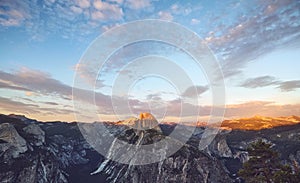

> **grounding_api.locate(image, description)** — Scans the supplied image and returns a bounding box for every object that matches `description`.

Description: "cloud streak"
[240,76,279,88]
[182,85,208,98]
[240,75,300,92]
[0,68,72,99]
[277,80,300,92]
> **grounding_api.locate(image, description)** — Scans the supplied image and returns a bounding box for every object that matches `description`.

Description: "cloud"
[1,68,299,121]
[240,76,279,88]
[0,68,154,118]
[0,0,30,26]
[74,0,300,83]
[191,18,200,25]
[146,93,162,101]
[92,0,124,20]
[0,80,32,92]
[43,102,59,106]
[125,0,151,10]
[107,0,124,4]
[0,0,125,40]
[169,3,193,16]
[101,23,120,32]
[0,68,110,119]
[205,0,300,78]
[239,76,300,92]
[277,80,300,92]
[91,11,106,20]
[0,96,78,121]
[0,97,39,114]
[70,6,83,14]
[158,11,173,21]
[25,91,39,97]
[0,68,72,99]
[0,67,107,107]
[75,0,91,9]
[182,85,208,98]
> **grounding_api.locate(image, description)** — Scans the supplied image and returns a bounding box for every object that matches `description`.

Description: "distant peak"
[118,113,161,132]
[139,112,155,120]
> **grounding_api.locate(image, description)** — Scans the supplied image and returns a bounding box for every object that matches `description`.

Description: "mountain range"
[0,113,300,183]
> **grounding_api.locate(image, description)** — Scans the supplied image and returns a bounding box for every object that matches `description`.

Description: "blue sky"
[0,0,299,122]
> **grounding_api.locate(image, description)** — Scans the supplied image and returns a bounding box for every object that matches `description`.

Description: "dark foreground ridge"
[0,114,300,183]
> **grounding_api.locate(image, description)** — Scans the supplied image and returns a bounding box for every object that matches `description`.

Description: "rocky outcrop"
[216,138,233,158]
[0,115,95,183]
[0,122,69,183]
[203,131,233,158]
[0,123,27,158]
[23,124,45,146]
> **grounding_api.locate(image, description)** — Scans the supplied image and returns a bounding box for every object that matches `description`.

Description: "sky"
[0,0,300,122]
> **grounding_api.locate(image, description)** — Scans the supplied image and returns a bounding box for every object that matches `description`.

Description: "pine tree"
[238,139,300,183]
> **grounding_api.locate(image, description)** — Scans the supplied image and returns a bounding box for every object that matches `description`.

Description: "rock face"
[206,132,233,158]
[0,122,69,183]
[0,115,96,183]
[23,124,45,146]
[139,112,156,120]
[119,113,162,132]
[91,126,231,183]
[0,123,27,158]
[89,114,231,182]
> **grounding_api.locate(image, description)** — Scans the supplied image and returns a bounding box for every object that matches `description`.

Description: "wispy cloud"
[146,93,162,101]
[182,85,208,98]
[239,75,300,92]
[0,96,39,114]
[277,80,300,92]
[0,68,72,99]
[0,68,157,118]
[0,96,78,121]
[43,101,60,106]
[0,80,32,92]
[240,76,279,88]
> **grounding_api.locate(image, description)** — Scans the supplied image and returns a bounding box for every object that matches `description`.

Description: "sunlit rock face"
[120,113,162,132]
[139,112,156,120]
[221,115,300,130]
